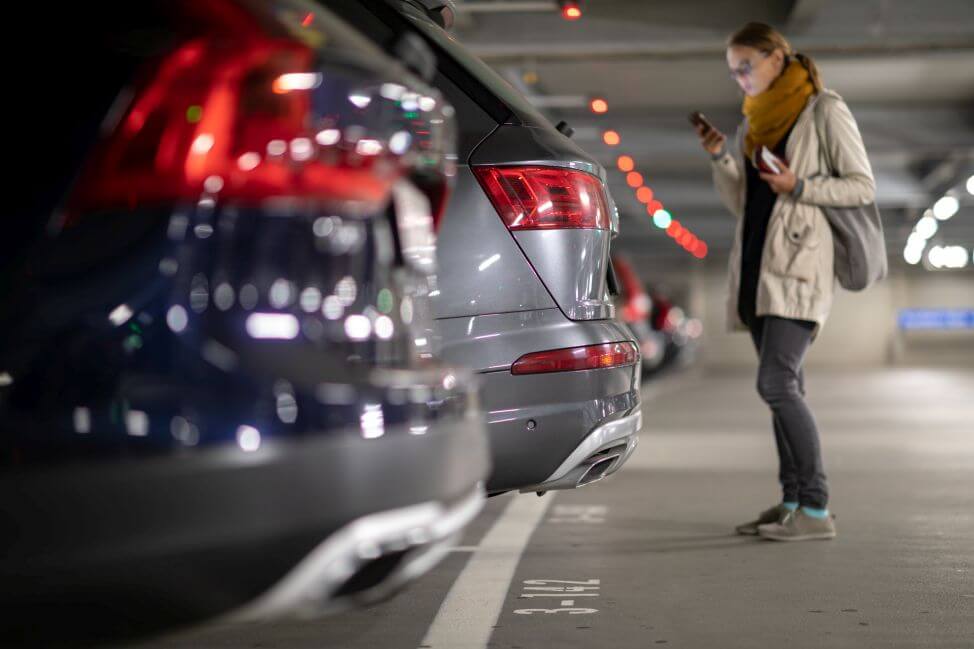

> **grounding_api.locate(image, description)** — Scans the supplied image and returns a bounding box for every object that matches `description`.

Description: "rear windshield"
[398,8,555,129]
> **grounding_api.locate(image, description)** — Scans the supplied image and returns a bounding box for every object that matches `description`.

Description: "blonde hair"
[728,22,823,92]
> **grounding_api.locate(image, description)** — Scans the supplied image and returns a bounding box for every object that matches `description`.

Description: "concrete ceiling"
[452,0,974,266]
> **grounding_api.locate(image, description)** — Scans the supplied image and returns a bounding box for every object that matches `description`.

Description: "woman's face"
[726,45,785,97]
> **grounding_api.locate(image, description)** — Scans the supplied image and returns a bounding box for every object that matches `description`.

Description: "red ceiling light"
[589,97,609,114]
[602,130,620,146]
[646,199,663,215]
[635,186,654,204]
[616,155,634,172]
[559,1,583,21]
[625,171,643,188]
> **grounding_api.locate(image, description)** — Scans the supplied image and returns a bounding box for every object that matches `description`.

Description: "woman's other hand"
[759,159,798,194]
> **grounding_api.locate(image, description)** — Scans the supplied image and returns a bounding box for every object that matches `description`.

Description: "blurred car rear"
[0,1,488,645]
[645,288,702,376]
[611,255,666,372]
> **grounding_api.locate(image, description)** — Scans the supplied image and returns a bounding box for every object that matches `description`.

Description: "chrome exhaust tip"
[576,452,621,487]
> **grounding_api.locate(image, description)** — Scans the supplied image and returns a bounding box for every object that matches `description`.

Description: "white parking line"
[418,494,554,649]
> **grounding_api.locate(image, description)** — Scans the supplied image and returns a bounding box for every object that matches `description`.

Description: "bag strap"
[814,94,835,176]
[736,118,748,164]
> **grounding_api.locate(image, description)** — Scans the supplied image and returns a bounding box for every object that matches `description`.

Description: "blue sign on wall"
[898,309,974,331]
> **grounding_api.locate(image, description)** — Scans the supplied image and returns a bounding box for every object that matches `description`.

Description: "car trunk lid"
[470,124,617,321]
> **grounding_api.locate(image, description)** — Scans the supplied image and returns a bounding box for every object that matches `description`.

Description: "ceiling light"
[933,196,959,220]
[559,1,582,21]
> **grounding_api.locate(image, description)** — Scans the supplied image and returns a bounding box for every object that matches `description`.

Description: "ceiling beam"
[455,1,556,13]
[467,37,974,63]
[785,0,829,34]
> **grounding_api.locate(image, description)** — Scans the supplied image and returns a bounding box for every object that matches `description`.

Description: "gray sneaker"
[735,504,790,536]
[758,509,837,542]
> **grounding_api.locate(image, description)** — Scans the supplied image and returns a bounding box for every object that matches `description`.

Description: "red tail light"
[67,1,397,217]
[511,342,638,375]
[652,301,683,333]
[622,295,651,324]
[652,304,669,332]
[612,257,651,322]
[472,166,610,231]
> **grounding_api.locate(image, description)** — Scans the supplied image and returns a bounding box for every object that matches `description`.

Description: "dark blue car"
[0,0,489,644]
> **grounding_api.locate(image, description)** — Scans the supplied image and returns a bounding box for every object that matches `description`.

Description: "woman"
[696,23,875,541]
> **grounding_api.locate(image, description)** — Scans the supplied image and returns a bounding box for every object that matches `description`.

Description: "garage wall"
[624,254,974,369]
[696,268,899,368]
[889,272,974,367]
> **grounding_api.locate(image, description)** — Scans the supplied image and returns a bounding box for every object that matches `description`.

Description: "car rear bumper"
[479,362,640,491]
[436,308,641,493]
[0,416,488,643]
[228,483,484,621]
[518,410,641,493]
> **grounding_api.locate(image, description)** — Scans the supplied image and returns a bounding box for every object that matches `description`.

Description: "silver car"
[325,0,642,495]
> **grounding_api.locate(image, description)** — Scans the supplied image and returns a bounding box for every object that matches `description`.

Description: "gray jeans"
[748,316,829,509]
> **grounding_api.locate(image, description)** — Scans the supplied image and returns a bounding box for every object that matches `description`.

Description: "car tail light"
[623,294,651,324]
[66,1,398,219]
[653,301,684,333]
[472,166,610,231]
[612,257,651,323]
[511,342,638,375]
[664,306,686,332]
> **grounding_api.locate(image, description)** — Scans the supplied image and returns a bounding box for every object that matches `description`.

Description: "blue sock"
[801,506,829,519]
[782,501,798,512]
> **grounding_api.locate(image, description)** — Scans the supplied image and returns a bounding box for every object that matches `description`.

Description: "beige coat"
[711,89,876,337]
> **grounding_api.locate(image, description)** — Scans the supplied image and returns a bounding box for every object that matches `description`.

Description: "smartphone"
[688,111,715,135]
[757,145,785,175]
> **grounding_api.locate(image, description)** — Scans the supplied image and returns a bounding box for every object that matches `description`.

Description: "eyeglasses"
[728,52,770,81]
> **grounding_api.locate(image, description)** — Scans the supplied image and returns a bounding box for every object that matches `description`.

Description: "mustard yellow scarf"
[743,60,815,161]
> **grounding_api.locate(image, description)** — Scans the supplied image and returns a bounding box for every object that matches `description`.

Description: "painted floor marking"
[419,494,553,649]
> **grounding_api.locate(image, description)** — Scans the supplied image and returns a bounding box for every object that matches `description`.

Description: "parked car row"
[645,286,702,376]
[1,0,642,644]
[611,255,702,377]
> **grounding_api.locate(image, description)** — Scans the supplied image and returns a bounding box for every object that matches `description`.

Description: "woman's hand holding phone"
[690,111,726,156]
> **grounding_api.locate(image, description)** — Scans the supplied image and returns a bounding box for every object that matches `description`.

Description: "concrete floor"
[137,366,974,649]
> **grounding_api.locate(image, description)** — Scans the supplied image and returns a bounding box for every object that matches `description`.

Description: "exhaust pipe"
[520,444,627,493]
[576,453,620,487]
